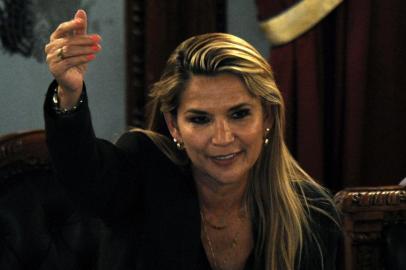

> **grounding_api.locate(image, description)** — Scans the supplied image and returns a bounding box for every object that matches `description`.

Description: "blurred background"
[1,0,405,190]
[0,0,267,140]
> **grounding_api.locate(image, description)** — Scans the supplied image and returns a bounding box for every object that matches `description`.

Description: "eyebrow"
[185,103,252,114]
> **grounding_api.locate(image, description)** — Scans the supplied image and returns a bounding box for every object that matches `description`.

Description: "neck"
[193,169,248,215]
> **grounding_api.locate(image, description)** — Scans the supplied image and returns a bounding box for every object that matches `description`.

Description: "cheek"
[243,125,265,155]
[249,134,264,155]
[244,119,265,140]
[184,139,206,154]
[183,141,209,169]
[179,128,208,153]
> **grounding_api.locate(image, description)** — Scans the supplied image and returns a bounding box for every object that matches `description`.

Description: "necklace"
[201,211,221,269]
[202,213,228,230]
[201,205,248,230]
[200,210,244,270]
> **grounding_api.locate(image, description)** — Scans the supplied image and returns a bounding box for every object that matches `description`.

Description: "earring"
[264,128,271,145]
[173,138,184,150]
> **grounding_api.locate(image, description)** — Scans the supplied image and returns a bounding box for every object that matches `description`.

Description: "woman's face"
[165,73,271,186]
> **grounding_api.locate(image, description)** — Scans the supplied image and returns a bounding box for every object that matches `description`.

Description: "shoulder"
[296,181,336,210]
[296,181,342,269]
[295,180,341,232]
[115,130,153,152]
[114,129,187,167]
[113,130,164,164]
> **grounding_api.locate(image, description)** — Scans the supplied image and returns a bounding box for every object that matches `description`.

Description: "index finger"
[50,19,85,41]
[74,9,87,35]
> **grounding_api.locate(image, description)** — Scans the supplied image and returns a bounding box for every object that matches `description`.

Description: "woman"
[44,10,340,270]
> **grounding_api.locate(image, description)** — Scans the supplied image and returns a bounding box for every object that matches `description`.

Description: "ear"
[164,112,181,140]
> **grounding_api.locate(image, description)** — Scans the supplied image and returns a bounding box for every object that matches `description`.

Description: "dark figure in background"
[43,10,340,270]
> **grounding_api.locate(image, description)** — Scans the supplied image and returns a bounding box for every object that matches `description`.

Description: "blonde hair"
[137,33,338,270]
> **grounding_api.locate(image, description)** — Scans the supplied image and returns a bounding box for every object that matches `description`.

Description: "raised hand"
[45,10,102,107]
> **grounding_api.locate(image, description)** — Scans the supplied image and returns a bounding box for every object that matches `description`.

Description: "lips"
[208,151,242,165]
[212,153,238,160]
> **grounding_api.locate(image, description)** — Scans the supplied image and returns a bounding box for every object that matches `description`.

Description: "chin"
[191,156,252,186]
[204,169,249,186]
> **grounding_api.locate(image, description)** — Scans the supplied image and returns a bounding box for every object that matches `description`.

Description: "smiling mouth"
[210,151,242,161]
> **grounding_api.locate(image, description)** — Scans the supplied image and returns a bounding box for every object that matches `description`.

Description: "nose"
[211,119,235,146]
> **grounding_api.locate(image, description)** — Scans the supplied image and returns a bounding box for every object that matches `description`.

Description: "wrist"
[57,85,82,106]
[52,86,85,115]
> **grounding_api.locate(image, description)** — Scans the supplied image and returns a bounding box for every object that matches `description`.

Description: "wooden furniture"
[0,130,104,270]
[334,185,406,270]
[0,129,49,179]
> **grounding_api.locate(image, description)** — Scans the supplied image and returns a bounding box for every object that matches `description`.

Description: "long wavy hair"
[137,33,337,270]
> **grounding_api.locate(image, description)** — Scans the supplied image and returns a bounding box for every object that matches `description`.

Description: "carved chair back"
[0,130,105,270]
[0,129,49,179]
[334,185,406,270]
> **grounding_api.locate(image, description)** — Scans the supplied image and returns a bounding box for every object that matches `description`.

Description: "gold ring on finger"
[57,47,65,60]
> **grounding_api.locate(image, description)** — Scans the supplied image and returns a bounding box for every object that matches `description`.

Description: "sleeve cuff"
[44,80,88,118]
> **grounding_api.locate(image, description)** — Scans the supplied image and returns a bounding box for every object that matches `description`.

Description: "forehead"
[178,74,260,112]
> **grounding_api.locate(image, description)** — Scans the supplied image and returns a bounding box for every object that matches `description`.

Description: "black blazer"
[44,81,340,270]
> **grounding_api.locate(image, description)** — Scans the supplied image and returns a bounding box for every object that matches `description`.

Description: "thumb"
[74,9,87,35]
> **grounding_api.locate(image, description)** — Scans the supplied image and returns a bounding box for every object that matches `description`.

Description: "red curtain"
[255,0,406,191]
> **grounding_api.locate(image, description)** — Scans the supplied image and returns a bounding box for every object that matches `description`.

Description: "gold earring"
[173,138,184,150]
[264,128,271,145]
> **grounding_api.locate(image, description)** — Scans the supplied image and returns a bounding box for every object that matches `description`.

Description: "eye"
[231,108,251,120]
[187,115,210,124]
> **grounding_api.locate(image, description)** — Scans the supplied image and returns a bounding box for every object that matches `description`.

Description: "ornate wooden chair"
[0,130,103,270]
[0,129,142,270]
[0,129,49,179]
[334,185,406,270]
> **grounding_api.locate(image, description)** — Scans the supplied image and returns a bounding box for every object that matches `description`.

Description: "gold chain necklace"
[200,204,248,230]
[201,210,228,230]
[200,210,244,270]
[201,211,221,270]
